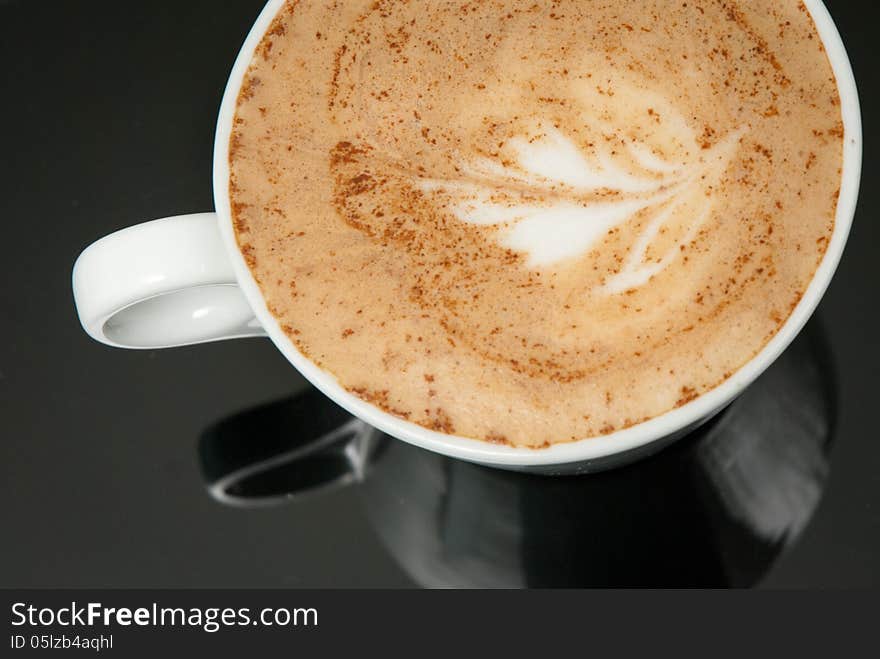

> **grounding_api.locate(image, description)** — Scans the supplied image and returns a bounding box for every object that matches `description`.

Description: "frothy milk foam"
[229,0,844,447]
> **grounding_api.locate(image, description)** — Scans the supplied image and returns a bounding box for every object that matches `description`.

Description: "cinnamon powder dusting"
[228,0,844,447]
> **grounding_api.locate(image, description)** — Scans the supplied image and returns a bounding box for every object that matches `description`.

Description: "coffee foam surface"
[229,0,843,447]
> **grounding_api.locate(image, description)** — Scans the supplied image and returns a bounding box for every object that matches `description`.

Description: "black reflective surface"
[200,324,836,587]
[1,0,878,588]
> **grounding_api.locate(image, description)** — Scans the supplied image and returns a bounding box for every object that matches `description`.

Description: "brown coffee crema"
[229,0,843,447]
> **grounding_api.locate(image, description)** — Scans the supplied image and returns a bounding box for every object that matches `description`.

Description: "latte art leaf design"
[420,124,745,294]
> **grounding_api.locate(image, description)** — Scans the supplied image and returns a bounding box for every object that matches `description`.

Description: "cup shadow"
[198,319,837,587]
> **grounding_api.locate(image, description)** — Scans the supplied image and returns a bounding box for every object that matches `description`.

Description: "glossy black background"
[1,0,877,587]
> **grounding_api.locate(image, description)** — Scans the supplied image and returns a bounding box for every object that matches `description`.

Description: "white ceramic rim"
[213,0,862,467]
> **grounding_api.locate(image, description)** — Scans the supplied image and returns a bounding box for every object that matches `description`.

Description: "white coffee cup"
[72,0,861,474]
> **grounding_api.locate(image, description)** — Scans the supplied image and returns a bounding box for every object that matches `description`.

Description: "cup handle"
[198,389,378,507]
[72,213,266,349]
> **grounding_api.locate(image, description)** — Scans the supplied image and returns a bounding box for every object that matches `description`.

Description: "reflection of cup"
[72,0,859,472]
[199,323,835,587]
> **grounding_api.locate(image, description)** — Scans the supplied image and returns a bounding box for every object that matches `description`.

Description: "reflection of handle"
[72,213,266,349]
[198,388,381,507]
